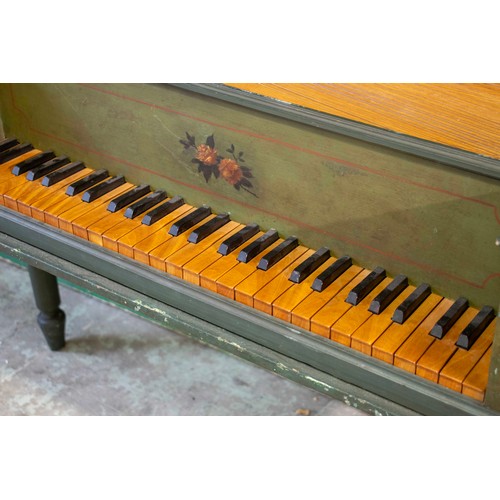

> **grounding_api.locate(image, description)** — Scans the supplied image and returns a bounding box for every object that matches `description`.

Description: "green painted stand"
[1,206,497,416]
[27,265,66,351]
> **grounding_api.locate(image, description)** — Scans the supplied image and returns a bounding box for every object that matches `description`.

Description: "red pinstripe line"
[80,83,500,224]
[8,84,500,289]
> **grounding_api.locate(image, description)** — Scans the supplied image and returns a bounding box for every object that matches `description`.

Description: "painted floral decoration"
[180,133,256,196]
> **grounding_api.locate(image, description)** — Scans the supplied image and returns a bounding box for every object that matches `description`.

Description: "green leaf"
[202,167,212,182]
[186,132,196,146]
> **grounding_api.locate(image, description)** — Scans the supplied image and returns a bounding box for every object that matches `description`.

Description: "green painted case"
[1,82,499,411]
[1,83,498,310]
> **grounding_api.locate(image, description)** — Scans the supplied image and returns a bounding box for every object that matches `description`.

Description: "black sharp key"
[124,190,168,219]
[346,266,386,306]
[188,213,231,243]
[41,161,85,187]
[11,151,56,176]
[289,246,330,283]
[368,274,408,314]
[392,283,432,324]
[168,205,211,236]
[0,137,19,153]
[456,306,495,350]
[311,255,352,292]
[141,195,184,226]
[0,143,34,164]
[66,169,109,196]
[218,223,260,255]
[237,229,279,263]
[429,296,469,339]
[26,155,70,180]
[257,236,299,271]
[107,184,151,213]
[81,175,126,203]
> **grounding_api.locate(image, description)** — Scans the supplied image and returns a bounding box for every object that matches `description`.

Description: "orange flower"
[195,144,218,166]
[218,158,243,185]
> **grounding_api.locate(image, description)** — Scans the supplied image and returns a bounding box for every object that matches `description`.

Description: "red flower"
[195,144,218,166]
[218,158,243,185]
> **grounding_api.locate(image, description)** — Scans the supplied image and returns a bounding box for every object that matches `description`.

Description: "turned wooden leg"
[28,265,66,350]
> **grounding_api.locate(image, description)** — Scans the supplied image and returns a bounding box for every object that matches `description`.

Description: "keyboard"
[0,137,496,404]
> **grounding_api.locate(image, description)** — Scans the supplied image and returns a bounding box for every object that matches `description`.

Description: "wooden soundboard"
[225,83,500,160]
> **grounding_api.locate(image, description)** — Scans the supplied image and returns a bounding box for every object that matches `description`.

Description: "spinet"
[0,83,498,415]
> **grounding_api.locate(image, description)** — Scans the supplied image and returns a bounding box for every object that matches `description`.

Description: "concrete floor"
[0,257,367,416]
